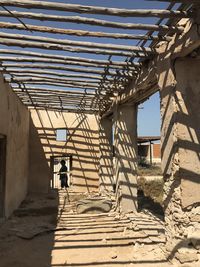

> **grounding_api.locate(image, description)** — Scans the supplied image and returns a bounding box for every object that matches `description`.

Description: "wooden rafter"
[0,22,167,41]
[1,64,133,77]
[0,11,184,32]
[0,0,189,17]
[0,0,191,114]
[0,38,146,57]
[0,32,152,53]
[0,49,140,67]
[0,57,137,71]
[1,70,113,81]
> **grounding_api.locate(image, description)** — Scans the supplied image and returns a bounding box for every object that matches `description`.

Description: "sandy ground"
[0,190,198,267]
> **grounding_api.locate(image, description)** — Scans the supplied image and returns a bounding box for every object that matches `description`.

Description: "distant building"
[138,136,161,165]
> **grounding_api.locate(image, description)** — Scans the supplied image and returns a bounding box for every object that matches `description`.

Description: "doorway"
[50,156,72,189]
[0,135,6,218]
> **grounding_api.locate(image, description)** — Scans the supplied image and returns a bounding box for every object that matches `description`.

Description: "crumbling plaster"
[155,18,200,251]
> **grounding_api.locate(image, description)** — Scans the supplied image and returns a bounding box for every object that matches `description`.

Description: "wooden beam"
[17,97,95,104]
[6,75,126,86]
[12,86,99,95]
[0,49,141,67]
[7,77,123,91]
[0,32,152,53]
[6,77,101,86]
[19,98,96,106]
[7,73,128,84]
[0,38,144,57]
[12,82,124,92]
[0,0,189,17]
[7,76,101,84]
[16,94,98,101]
[9,81,100,90]
[10,80,121,91]
[0,11,184,32]
[1,64,132,76]
[0,56,137,70]
[1,69,113,81]
[0,22,165,41]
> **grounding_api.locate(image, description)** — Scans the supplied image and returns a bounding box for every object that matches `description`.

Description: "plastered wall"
[156,19,200,255]
[29,109,99,193]
[0,74,30,217]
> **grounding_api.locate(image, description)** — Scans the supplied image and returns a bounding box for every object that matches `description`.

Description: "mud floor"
[0,189,199,267]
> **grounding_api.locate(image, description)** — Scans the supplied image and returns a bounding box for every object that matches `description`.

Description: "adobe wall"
[29,109,99,193]
[0,74,30,217]
[156,19,200,260]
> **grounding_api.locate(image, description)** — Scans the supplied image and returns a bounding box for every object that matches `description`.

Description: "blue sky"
[0,0,174,136]
[138,92,161,137]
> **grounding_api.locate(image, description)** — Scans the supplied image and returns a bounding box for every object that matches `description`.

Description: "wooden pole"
[1,63,133,76]
[12,86,99,95]
[0,38,145,57]
[0,32,152,53]
[7,75,126,86]
[0,56,137,70]
[1,69,108,80]
[9,73,128,84]
[0,22,165,41]
[0,11,184,32]
[0,0,189,18]
[0,49,140,67]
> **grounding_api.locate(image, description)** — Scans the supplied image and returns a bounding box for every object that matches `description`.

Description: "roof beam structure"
[0,0,193,113]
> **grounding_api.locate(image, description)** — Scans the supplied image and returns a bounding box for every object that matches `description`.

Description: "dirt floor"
[0,190,199,267]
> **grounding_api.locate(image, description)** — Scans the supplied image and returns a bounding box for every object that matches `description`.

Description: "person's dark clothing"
[59,165,68,188]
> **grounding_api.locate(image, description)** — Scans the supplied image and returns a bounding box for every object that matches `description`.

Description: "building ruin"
[0,0,200,265]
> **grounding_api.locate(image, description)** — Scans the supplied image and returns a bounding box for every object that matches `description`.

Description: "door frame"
[50,154,72,189]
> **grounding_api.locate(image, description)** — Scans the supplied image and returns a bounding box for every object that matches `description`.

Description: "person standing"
[59,160,69,189]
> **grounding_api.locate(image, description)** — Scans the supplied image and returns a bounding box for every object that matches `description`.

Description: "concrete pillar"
[99,117,114,194]
[158,56,200,247]
[114,104,138,212]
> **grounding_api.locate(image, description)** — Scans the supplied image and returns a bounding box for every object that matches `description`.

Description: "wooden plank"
[0,22,164,41]
[0,0,189,17]
[0,38,144,57]
[0,11,183,32]
[0,32,152,53]
[0,49,140,67]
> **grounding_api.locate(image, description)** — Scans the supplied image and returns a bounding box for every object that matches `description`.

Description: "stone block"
[76,198,112,214]
[175,249,198,264]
